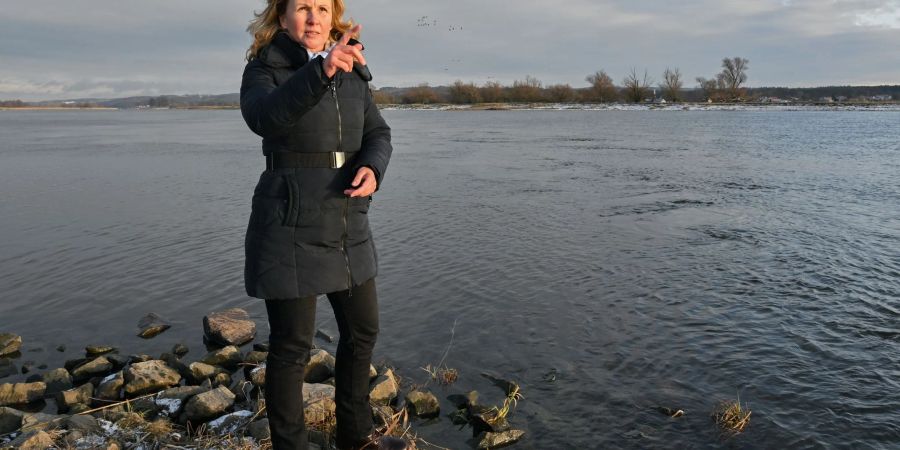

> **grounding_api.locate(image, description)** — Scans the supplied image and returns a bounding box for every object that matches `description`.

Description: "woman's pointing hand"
[323,24,366,79]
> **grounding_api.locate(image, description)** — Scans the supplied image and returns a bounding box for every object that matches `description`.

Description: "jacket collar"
[258,31,371,82]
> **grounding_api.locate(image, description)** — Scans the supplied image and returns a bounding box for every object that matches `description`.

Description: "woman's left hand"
[344,166,377,197]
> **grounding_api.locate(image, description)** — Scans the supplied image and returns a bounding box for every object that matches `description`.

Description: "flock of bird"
[416,15,463,32]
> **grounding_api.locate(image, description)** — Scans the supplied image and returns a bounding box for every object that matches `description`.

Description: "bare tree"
[509,76,544,103]
[402,83,441,104]
[660,67,683,102]
[695,76,720,102]
[479,81,505,103]
[719,57,749,101]
[546,84,577,103]
[584,70,619,102]
[622,68,653,103]
[448,80,482,104]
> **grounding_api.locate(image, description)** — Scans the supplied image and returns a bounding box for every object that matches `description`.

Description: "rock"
[160,352,190,379]
[20,412,63,433]
[172,343,190,357]
[476,429,525,449]
[68,403,91,414]
[123,360,182,397]
[156,385,208,417]
[405,390,440,418]
[105,354,131,371]
[0,382,46,406]
[228,379,249,403]
[369,369,399,406]
[244,350,267,365]
[369,364,378,379]
[212,372,232,388]
[24,374,41,383]
[129,354,153,363]
[253,342,270,352]
[248,418,270,441]
[0,406,25,434]
[64,357,89,372]
[137,312,172,339]
[187,362,224,385]
[250,364,266,387]
[304,349,335,383]
[0,333,22,357]
[183,386,235,422]
[41,368,73,396]
[200,345,243,369]
[55,345,66,352]
[71,356,114,381]
[61,414,101,434]
[207,409,254,434]
[85,345,116,357]
[0,358,17,379]
[20,361,35,374]
[203,308,256,346]
[7,430,55,449]
[481,372,520,396]
[315,329,335,343]
[372,404,395,427]
[471,406,510,433]
[97,371,124,400]
[303,384,336,424]
[55,382,93,412]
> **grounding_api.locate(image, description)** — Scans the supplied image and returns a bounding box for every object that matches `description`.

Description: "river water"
[0,109,898,449]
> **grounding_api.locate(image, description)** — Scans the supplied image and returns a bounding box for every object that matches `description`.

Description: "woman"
[240,1,402,449]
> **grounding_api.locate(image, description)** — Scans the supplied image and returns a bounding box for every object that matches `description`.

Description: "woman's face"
[280,0,334,51]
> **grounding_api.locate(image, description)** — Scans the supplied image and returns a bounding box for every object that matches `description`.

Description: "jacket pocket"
[282,174,302,227]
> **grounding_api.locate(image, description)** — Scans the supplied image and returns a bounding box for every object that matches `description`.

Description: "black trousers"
[264,277,379,450]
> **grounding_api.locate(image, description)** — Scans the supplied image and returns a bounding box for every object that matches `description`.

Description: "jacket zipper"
[332,78,353,297]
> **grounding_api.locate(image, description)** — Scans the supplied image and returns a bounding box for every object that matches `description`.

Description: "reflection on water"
[1,109,898,449]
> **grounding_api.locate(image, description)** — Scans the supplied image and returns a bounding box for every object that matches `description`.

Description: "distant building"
[819,97,835,103]
[870,95,893,101]
[835,96,848,102]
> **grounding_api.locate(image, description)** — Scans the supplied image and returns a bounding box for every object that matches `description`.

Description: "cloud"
[0,0,898,101]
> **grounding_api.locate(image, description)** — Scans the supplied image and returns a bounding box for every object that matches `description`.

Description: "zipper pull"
[330,81,336,98]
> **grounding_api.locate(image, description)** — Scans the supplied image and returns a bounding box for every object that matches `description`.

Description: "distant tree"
[479,81,505,103]
[695,76,722,102]
[448,80,482,104]
[660,67,683,102]
[509,76,544,103]
[371,89,396,105]
[584,70,618,102]
[402,83,440,104]
[0,99,25,107]
[622,68,653,103]
[545,84,577,103]
[718,57,749,101]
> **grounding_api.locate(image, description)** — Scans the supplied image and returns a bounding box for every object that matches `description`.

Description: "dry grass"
[712,398,752,435]
[485,384,523,426]
[420,364,459,386]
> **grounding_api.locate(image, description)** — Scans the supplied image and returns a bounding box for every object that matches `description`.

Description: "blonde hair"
[245,0,354,61]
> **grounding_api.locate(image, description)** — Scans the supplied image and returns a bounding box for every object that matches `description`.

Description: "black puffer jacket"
[240,31,392,300]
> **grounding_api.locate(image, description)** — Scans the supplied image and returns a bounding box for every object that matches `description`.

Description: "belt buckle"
[330,151,346,169]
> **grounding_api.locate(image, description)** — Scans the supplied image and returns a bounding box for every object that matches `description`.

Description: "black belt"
[266,152,357,170]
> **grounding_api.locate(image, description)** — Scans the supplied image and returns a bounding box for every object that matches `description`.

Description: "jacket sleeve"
[352,85,392,191]
[240,58,332,138]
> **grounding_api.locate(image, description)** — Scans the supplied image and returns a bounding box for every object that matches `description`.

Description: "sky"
[1,0,899,101]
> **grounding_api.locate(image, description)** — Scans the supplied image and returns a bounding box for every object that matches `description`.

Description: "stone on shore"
[56,382,93,412]
[303,383,336,424]
[250,364,266,387]
[200,345,243,369]
[476,429,525,449]
[187,361,225,385]
[0,382,46,406]
[156,385,208,417]
[0,333,22,357]
[71,356,114,381]
[405,390,440,418]
[0,406,25,434]
[61,414,101,434]
[203,308,256,346]
[41,368,73,396]
[183,385,234,422]
[305,349,336,383]
[85,345,116,357]
[137,313,172,339]
[172,343,190,357]
[7,429,55,449]
[20,412,63,433]
[207,409,254,434]
[369,368,399,406]
[124,360,182,396]
[248,418,271,441]
[97,371,124,401]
